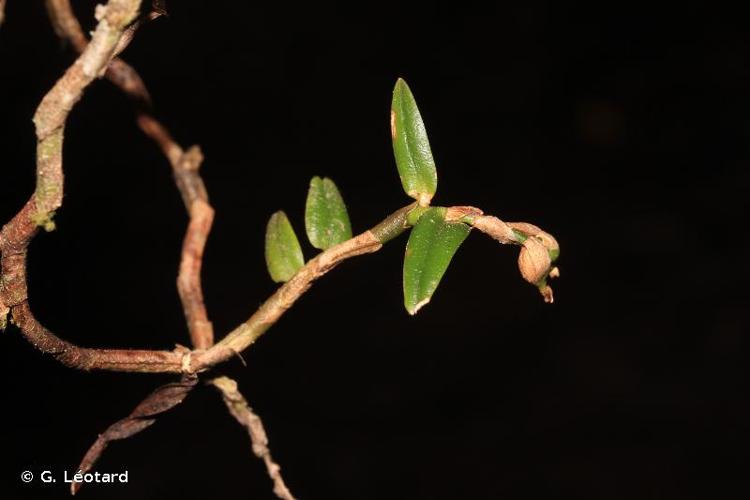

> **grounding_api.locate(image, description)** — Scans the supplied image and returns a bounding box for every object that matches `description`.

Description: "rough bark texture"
[211,377,296,500]
[0,0,155,372]
[45,0,214,350]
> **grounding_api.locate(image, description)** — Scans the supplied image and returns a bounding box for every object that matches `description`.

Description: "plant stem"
[1,0,558,374]
[45,0,215,350]
[191,206,415,371]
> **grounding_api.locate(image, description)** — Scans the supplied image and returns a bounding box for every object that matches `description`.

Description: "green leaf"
[391,78,438,205]
[403,207,470,315]
[265,211,305,283]
[305,176,353,250]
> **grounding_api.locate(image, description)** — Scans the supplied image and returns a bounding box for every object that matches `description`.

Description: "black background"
[1,2,748,499]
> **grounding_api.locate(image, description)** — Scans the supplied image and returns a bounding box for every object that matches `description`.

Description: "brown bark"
[71,375,198,495]
[45,0,215,350]
[211,376,296,500]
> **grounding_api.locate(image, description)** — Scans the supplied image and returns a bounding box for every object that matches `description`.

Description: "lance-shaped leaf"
[265,211,304,283]
[391,78,438,205]
[403,207,471,315]
[305,176,352,250]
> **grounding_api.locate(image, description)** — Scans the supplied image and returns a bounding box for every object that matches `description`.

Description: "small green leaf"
[265,211,304,283]
[403,207,470,315]
[391,78,438,205]
[305,176,353,250]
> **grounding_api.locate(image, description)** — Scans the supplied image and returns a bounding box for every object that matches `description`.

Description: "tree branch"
[11,300,183,372]
[130,99,216,351]
[45,0,215,350]
[0,0,175,372]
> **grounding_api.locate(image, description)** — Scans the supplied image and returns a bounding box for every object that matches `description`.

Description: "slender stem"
[4,192,546,374]
[0,0,156,369]
[192,226,395,371]
[45,0,215,350]
[2,2,558,375]
[2,195,409,374]
[371,203,416,242]
[211,376,296,500]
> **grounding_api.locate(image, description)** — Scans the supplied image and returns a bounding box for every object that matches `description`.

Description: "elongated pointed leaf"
[305,176,352,250]
[391,78,438,205]
[403,207,470,315]
[265,211,304,283]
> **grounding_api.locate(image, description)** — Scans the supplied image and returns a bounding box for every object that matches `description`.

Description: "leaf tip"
[407,297,431,315]
[394,76,408,88]
[392,78,412,104]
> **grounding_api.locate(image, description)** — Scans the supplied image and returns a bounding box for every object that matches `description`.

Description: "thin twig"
[10,300,184,372]
[0,0,6,27]
[71,374,198,495]
[1,202,398,373]
[0,0,166,371]
[41,5,210,490]
[3,195,546,374]
[211,376,295,500]
[45,0,215,350]
[131,113,216,350]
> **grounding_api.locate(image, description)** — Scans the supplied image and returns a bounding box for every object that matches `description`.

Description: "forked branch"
[0,0,160,372]
[45,0,215,350]
[40,3,290,497]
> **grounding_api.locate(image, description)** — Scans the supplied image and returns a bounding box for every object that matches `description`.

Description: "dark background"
[1,1,748,499]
